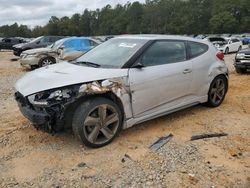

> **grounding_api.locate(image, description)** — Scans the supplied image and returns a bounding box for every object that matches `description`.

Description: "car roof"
[116,34,206,43]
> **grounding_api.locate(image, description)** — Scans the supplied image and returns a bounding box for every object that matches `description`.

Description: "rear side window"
[188,41,208,59]
[141,40,187,67]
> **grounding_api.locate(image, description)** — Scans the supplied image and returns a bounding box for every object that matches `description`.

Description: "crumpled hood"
[23,47,52,55]
[15,62,128,96]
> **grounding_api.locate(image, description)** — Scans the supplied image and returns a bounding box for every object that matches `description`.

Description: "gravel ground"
[0,50,250,187]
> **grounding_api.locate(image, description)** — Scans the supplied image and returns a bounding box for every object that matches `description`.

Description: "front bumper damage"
[15,78,129,133]
[15,91,67,133]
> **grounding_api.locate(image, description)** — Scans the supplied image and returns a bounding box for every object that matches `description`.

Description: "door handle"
[183,69,192,74]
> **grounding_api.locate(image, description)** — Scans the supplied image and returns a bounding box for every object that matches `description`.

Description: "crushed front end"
[15,85,80,133]
[14,79,127,133]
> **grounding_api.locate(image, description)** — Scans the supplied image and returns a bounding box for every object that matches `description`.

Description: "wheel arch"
[38,55,56,66]
[209,73,228,93]
[63,91,126,129]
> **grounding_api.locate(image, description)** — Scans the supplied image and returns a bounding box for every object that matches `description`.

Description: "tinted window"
[4,39,11,43]
[141,41,186,67]
[188,41,208,58]
[50,36,60,42]
[232,39,239,43]
[40,37,49,43]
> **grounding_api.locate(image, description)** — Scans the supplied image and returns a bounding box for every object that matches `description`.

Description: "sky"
[0,0,145,28]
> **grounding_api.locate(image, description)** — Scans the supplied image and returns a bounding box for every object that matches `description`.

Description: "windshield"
[75,38,148,68]
[51,38,67,49]
[30,36,43,43]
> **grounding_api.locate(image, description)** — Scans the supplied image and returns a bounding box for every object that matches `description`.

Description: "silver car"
[15,35,228,148]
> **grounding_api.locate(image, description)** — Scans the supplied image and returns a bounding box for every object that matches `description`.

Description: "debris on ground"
[149,133,173,151]
[121,153,133,163]
[77,162,86,168]
[190,133,228,141]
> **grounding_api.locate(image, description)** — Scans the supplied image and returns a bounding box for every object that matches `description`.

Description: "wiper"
[76,61,101,68]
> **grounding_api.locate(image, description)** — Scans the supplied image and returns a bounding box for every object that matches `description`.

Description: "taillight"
[216,51,224,61]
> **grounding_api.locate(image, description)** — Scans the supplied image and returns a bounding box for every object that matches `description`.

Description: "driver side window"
[141,41,187,67]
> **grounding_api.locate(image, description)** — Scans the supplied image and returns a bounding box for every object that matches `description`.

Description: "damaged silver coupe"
[15,35,228,148]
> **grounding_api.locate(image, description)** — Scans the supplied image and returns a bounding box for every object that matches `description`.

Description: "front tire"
[39,57,55,67]
[206,75,228,107]
[72,97,122,148]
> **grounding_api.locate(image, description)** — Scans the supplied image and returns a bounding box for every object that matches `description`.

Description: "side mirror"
[131,61,144,69]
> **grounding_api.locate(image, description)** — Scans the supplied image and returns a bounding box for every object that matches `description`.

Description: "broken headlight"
[27,88,74,106]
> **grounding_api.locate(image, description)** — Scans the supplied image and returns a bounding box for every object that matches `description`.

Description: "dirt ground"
[0,50,250,188]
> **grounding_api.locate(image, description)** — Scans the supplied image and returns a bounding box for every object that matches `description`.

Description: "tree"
[0,0,249,37]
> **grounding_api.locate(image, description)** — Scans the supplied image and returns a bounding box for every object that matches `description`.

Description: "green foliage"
[0,0,249,37]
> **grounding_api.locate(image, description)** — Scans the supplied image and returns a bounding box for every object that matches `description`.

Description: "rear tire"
[206,75,228,107]
[72,97,122,148]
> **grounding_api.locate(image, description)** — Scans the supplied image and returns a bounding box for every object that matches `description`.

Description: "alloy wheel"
[42,58,53,66]
[210,78,226,105]
[83,104,120,145]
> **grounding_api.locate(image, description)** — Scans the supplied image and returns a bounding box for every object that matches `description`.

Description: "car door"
[128,40,193,117]
[233,39,240,51]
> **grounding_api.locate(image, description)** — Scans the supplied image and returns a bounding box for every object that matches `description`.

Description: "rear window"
[188,41,208,58]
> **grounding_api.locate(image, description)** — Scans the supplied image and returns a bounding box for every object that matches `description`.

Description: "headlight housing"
[236,53,245,59]
[27,87,77,107]
[26,54,37,58]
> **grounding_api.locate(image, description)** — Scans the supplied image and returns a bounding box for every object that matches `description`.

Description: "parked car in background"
[13,36,64,56]
[206,37,242,54]
[15,35,228,148]
[20,37,100,69]
[94,35,114,42]
[234,47,250,73]
[242,36,250,45]
[195,34,207,39]
[0,37,26,51]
